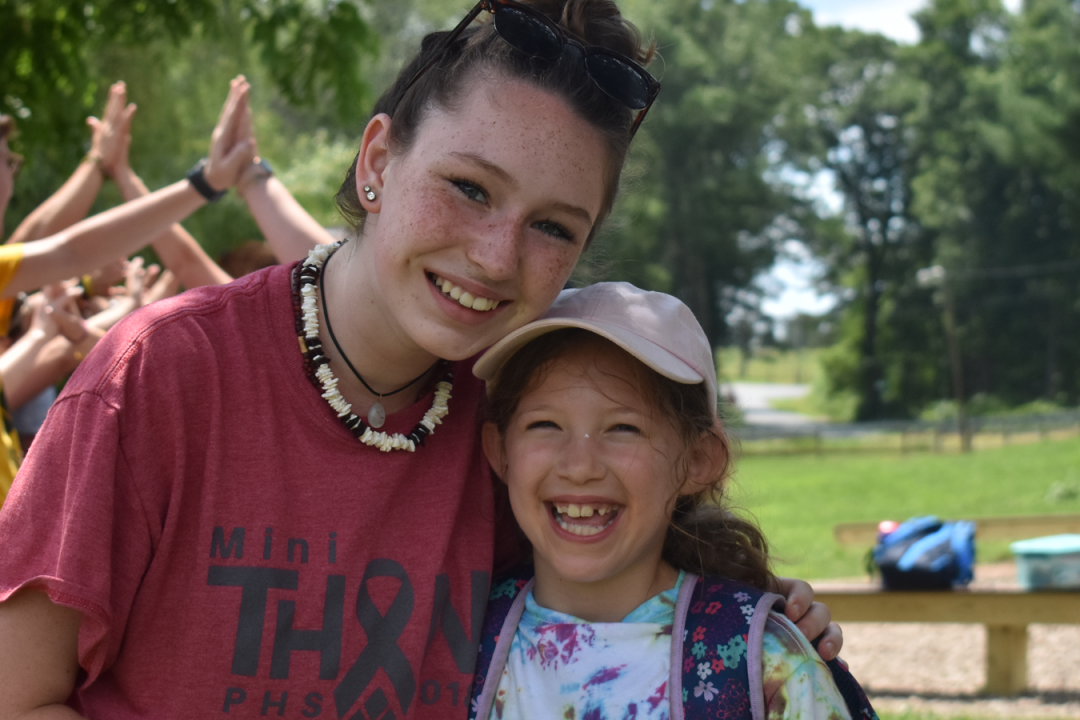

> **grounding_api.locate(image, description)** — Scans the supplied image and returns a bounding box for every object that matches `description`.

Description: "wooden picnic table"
[815,582,1080,696]
[825,513,1080,696]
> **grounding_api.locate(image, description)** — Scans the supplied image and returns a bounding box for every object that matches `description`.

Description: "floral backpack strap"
[675,576,782,720]
[467,567,533,720]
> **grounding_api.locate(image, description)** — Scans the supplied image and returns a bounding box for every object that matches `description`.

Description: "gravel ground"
[845,623,1080,717]
[828,563,1080,718]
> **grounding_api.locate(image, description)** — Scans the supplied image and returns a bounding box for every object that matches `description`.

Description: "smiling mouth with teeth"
[430,274,500,312]
[550,502,620,537]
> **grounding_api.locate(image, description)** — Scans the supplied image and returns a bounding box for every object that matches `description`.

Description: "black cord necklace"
[319,247,436,429]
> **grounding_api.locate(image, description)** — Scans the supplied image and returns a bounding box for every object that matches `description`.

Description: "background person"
[0,75,255,504]
[2,82,134,247]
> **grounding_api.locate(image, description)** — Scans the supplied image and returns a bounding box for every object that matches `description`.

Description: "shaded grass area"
[717,346,823,385]
[770,391,857,422]
[728,437,1080,580]
[737,427,1080,457]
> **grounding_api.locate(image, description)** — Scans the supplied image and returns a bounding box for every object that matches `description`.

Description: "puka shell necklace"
[295,242,452,452]
[318,246,435,428]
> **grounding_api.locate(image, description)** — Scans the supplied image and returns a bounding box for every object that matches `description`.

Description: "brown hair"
[486,329,777,590]
[336,0,652,241]
[0,115,13,143]
[218,240,279,278]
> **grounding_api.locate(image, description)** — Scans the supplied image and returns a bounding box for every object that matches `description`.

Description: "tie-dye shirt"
[488,573,852,720]
[491,573,682,720]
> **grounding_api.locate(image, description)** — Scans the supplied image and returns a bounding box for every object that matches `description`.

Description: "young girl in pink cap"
[470,282,874,720]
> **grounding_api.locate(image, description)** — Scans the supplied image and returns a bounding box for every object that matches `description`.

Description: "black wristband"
[252,157,273,179]
[186,158,227,203]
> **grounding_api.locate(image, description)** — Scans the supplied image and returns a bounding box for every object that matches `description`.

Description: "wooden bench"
[815,583,1080,695]
[823,514,1080,696]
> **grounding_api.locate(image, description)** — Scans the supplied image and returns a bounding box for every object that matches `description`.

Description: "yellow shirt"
[0,242,26,504]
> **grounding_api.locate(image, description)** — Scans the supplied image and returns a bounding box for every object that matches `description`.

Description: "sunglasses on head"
[400,0,660,136]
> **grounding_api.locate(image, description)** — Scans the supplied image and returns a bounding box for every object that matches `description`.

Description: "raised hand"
[40,283,89,345]
[142,268,181,305]
[122,257,145,303]
[204,76,257,192]
[86,81,137,178]
[26,290,61,341]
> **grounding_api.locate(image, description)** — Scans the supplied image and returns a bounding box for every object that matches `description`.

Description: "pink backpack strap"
[468,571,533,720]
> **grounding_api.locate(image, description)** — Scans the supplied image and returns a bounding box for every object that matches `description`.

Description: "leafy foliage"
[811,0,1080,417]
[1,0,381,257]
[599,0,834,347]
[1,0,377,144]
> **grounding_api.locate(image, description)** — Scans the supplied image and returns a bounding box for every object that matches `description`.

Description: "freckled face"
[488,343,685,595]
[363,77,610,362]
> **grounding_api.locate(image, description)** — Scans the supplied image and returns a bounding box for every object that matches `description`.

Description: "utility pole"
[917,265,972,453]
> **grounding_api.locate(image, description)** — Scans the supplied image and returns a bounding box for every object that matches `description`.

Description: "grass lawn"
[728,436,1080,580]
[716,347,823,385]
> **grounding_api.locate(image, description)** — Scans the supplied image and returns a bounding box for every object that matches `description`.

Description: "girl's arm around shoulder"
[761,612,853,720]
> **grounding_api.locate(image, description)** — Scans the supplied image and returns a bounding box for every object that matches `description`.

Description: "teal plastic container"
[1009,534,1080,590]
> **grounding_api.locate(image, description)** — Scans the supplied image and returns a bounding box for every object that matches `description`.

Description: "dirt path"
[723,381,816,425]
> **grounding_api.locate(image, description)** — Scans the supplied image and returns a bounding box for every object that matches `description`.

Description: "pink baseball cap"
[473,282,718,415]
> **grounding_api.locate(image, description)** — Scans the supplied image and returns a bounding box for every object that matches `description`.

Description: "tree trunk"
[855,248,884,421]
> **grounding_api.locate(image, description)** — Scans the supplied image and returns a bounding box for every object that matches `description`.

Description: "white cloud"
[758,241,837,320]
[801,0,1021,44]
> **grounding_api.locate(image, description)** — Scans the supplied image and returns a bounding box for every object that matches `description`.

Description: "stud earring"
[363,185,376,202]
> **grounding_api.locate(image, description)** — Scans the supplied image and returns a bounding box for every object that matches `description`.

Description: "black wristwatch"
[186,158,227,203]
[249,157,273,182]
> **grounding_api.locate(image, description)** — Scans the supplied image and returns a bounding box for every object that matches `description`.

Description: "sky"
[758,0,1021,323]
[804,0,929,43]
[801,0,1021,43]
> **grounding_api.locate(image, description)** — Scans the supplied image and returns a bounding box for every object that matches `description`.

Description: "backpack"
[870,516,976,590]
[470,569,879,720]
[679,576,878,720]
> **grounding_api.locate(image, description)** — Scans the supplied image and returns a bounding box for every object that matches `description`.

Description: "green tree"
[1,0,376,144]
[817,0,1080,417]
[908,0,1080,407]
[599,0,833,348]
[2,0,377,244]
[806,30,945,419]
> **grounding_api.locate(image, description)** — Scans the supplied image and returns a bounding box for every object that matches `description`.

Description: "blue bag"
[871,516,976,590]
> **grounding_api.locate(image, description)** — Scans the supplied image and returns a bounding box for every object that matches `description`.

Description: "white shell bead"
[300,240,449,453]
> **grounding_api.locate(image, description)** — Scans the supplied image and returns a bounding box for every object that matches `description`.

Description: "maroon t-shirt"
[0,264,495,719]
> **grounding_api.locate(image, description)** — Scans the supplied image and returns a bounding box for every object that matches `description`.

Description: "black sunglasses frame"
[399,0,660,136]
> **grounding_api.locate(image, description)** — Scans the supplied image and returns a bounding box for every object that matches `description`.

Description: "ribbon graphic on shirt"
[335,559,416,717]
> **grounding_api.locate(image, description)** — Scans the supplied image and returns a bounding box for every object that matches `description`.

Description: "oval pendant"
[367,401,386,429]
